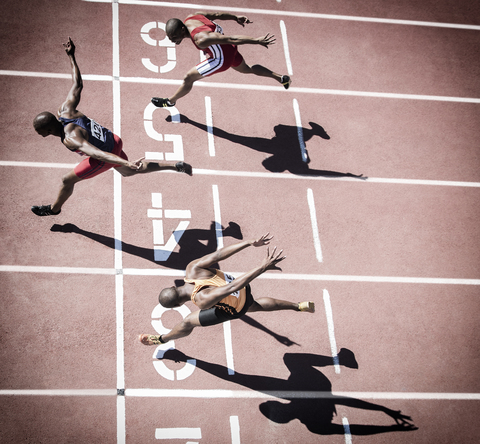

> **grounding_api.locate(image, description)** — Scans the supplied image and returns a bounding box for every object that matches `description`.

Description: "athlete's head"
[33,111,60,137]
[159,286,181,308]
[166,18,187,44]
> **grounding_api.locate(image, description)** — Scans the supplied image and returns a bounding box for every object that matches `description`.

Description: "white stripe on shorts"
[196,44,225,76]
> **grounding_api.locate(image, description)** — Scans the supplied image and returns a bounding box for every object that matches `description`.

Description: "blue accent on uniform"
[59,115,115,153]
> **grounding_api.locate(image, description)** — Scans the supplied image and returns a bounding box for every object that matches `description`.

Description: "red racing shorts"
[73,134,128,180]
[196,44,244,77]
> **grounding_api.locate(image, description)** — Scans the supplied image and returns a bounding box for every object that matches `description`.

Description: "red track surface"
[1,0,479,443]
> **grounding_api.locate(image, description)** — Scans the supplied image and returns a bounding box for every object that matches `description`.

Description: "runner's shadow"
[161,349,417,436]
[240,314,300,346]
[168,114,365,178]
[49,221,243,270]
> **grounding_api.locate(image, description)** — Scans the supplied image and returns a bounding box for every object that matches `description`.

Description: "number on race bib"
[90,119,105,142]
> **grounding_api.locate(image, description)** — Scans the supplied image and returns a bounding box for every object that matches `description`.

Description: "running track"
[1,0,479,443]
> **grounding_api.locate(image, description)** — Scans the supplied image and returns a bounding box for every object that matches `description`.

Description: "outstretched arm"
[192,245,285,310]
[198,11,252,26]
[194,32,275,49]
[58,37,83,117]
[63,129,141,171]
[187,233,273,276]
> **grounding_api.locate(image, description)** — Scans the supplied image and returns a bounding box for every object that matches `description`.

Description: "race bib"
[90,118,105,143]
[224,273,239,297]
[213,22,224,35]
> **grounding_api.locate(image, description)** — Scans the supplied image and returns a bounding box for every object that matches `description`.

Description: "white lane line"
[83,0,480,30]
[0,70,112,80]
[112,1,126,443]
[256,274,480,285]
[0,265,116,274]
[120,77,480,103]
[292,99,307,163]
[212,184,224,249]
[323,289,340,373]
[0,389,117,396]
[279,20,293,76]
[3,388,479,400]
[0,161,77,168]
[155,428,202,440]
[307,189,323,262]
[230,416,241,444]
[212,184,235,375]
[124,389,480,400]
[342,417,353,444]
[223,320,235,376]
[3,161,480,188]
[205,96,215,156]
[3,69,480,103]
[117,395,126,444]
[2,266,479,285]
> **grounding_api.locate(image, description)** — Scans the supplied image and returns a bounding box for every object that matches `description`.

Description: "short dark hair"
[165,18,184,37]
[159,287,179,308]
[33,111,57,130]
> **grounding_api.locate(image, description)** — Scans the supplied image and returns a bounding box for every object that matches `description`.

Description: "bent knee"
[62,172,81,186]
[183,70,202,84]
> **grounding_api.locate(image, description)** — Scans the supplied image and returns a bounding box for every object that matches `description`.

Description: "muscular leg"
[116,161,178,177]
[51,170,83,213]
[168,67,204,104]
[233,59,283,83]
[248,298,309,312]
[140,311,202,346]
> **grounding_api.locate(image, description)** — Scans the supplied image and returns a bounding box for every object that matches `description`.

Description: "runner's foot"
[175,161,192,176]
[31,205,61,216]
[139,334,166,345]
[151,97,175,107]
[281,75,291,90]
[298,301,315,313]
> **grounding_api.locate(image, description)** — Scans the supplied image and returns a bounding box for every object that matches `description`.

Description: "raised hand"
[261,246,286,272]
[63,37,75,56]
[129,157,146,171]
[236,15,252,27]
[251,233,273,247]
[257,33,276,48]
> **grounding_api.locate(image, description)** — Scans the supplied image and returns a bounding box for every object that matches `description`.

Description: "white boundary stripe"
[4,161,479,188]
[279,20,293,76]
[83,0,480,31]
[342,417,353,444]
[2,69,479,103]
[307,189,323,262]
[2,389,479,400]
[323,289,340,373]
[124,388,480,400]
[1,266,479,285]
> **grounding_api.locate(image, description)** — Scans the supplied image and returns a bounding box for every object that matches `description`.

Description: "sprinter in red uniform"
[151,12,291,108]
[32,37,192,216]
